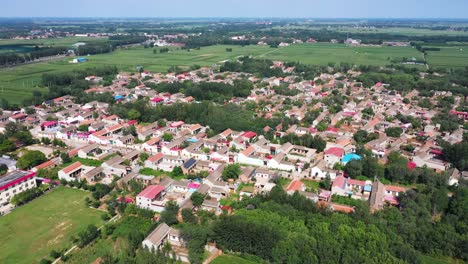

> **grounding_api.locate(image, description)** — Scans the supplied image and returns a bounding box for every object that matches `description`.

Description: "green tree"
[190,192,205,207]
[16,150,46,169]
[160,201,179,225]
[222,164,241,181]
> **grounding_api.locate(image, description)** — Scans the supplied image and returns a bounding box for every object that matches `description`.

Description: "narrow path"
[52,214,121,264]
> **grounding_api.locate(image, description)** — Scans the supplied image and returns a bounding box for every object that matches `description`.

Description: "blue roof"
[186,138,198,143]
[364,185,372,192]
[342,153,362,163]
[114,95,124,100]
[183,158,197,169]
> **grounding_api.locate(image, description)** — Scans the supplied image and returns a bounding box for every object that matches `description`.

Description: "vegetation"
[0,187,103,264]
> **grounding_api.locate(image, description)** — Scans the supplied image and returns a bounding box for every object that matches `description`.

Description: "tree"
[160,201,179,225]
[60,152,71,164]
[162,132,173,142]
[344,159,363,178]
[222,164,241,181]
[128,109,141,120]
[0,163,7,175]
[171,166,183,178]
[77,224,99,248]
[190,192,205,207]
[182,208,197,224]
[321,173,331,190]
[385,127,403,138]
[140,152,149,162]
[16,150,46,169]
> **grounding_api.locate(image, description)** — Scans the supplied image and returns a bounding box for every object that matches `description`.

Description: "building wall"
[0,177,37,205]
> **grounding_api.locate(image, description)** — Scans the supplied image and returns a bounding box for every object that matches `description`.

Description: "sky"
[1,0,467,19]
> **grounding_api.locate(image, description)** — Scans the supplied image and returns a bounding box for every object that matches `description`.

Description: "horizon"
[2,0,468,19]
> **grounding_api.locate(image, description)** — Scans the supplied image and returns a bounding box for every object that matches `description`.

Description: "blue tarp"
[342,153,362,163]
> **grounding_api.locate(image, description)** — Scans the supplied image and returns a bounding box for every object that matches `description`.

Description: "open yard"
[0,187,104,264]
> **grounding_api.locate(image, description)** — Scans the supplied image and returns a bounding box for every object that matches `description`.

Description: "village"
[0,58,467,262]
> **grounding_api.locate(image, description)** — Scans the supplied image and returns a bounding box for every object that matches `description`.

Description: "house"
[324,147,345,168]
[369,181,407,211]
[0,170,36,208]
[142,224,189,262]
[58,162,93,182]
[136,185,166,212]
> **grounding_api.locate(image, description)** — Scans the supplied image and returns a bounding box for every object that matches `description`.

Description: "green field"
[421,255,465,264]
[262,43,424,66]
[0,187,104,264]
[425,46,468,68]
[0,36,108,48]
[211,254,259,264]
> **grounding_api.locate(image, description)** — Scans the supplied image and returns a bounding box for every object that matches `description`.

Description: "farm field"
[425,45,468,68]
[0,187,104,264]
[0,44,273,104]
[261,43,424,66]
[0,36,108,48]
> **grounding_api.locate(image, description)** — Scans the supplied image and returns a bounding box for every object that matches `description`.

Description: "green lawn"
[262,43,423,66]
[211,254,260,264]
[0,36,108,48]
[425,45,468,68]
[0,187,104,264]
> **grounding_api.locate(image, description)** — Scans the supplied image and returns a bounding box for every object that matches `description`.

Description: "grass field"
[421,255,465,264]
[262,43,424,66]
[0,187,104,264]
[211,254,260,264]
[425,46,468,68]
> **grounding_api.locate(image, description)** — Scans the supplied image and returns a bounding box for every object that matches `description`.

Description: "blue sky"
[1,0,467,18]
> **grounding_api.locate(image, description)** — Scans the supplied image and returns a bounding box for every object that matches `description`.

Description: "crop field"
[262,43,424,66]
[211,254,259,264]
[0,44,273,104]
[425,45,468,68]
[0,36,108,48]
[0,187,103,264]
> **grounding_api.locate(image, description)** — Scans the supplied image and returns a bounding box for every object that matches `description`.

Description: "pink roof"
[188,182,200,189]
[430,149,443,155]
[41,121,57,127]
[241,131,257,139]
[151,97,164,103]
[326,127,339,133]
[170,121,185,127]
[138,185,165,200]
[407,161,416,170]
[342,112,356,117]
[325,147,344,157]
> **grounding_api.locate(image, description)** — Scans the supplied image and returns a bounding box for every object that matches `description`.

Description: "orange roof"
[329,202,355,213]
[385,185,407,193]
[220,129,232,138]
[144,137,161,146]
[240,146,255,157]
[68,147,82,157]
[287,179,304,192]
[34,159,55,170]
[189,124,202,131]
[62,161,83,174]
[104,114,118,120]
[148,153,164,162]
[107,124,123,132]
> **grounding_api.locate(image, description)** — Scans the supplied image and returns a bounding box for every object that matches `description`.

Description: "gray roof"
[144,223,171,246]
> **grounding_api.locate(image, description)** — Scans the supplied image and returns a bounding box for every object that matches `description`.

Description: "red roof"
[127,120,137,126]
[41,121,57,127]
[326,127,339,133]
[325,147,344,157]
[34,159,55,170]
[430,149,443,155]
[148,153,164,163]
[241,131,257,139]
[62,162,82,174]
[138,185,165,200]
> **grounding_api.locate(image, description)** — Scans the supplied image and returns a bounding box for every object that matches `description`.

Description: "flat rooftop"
[0,171,34,190]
